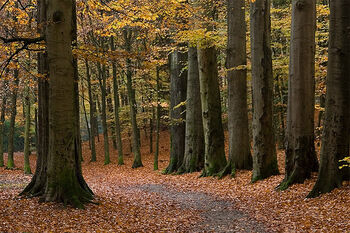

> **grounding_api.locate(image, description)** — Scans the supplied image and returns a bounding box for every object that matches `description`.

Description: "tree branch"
[0,36,44,44]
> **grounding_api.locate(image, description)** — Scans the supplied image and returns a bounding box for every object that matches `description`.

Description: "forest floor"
[0,130,349,232]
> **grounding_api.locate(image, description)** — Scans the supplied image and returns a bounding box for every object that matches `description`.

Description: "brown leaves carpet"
[0,130,349,232]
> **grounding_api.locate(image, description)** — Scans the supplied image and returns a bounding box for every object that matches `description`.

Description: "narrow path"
[130,183,267,233]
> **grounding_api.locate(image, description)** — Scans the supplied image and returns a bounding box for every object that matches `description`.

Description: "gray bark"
[250,0,279,182]
[164,50,187,174]
[224,0,252,178]
[308,0,350,197]
[178,47,204,174]
[278,0,319,190]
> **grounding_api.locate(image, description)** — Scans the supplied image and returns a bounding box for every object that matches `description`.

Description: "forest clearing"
[0,130,349,232]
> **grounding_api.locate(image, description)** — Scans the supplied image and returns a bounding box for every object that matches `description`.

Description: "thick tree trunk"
[97,62,111,165]
[308,0,350,198]
[85,60,97,162]
[23,0,93,208]
[178,47,204,174]
[111,36,124,165]
[7,68,19,169]
[124,29,142,168]
[278,0,319,190]
[250,0,279,182]
[222,0,252,178]
[198,46,227,177]
[164,50,187,174]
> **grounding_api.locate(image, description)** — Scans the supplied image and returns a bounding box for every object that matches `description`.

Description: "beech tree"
[220,0,252,178]
[21,0,93,208]
[164,49,187,174]
[308,0,350,197]
[250,0,279,182]
[278,0,319,190]
[178,47,204,174]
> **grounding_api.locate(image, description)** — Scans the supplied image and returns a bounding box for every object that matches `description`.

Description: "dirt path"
[128,183,268,233]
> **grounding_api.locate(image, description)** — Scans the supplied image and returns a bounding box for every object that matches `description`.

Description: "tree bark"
[111,36,124,165]
[154,66,161,171]
[308,0,350,198]
[124,28,142,168]
[278,0,319,190]
[97,62,111,165]
[178,47,204,174]
[164,50,187,174]
[0,79,8,167]
[250,0,279,182]
[221,0,252,178]
[85,59,97,162]
[23,85,32,174]
[198,46,227,177]
[6,67,19,169]
[21,0,93,208]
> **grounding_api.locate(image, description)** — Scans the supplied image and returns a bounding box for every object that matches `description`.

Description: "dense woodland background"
[0,0,349,231]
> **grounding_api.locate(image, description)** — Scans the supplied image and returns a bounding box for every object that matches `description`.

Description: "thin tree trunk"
[278,0,319,190]
[178,47,204,174]
[250,0,279,182]
[97,62,111,165]
[23,85,32,174]
[7,67,19,169]
[308,0,350,198]
[124,28,142,168]
[154,66,161,171]
[0,79,8,167]
[85,60,97,162]
[111,36,124,165]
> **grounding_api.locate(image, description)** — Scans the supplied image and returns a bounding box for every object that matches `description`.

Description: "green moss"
[24,164,32,175]
[7,158,15,169]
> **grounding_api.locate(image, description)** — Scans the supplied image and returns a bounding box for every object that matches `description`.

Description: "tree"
[22,0,93,208]
[219,0,252,178]
[0,79,8,167]
[278,0,319,190]
[111,36,124,165]
[23,84,32,174]
[178,47,204,174]
[6,67,19,169]
[164,49,187,174]
[308,0,350,197]
[124,28,143,168]
[250,0,279,182]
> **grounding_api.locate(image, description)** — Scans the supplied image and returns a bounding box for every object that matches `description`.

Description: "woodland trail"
[129,183,267,232]
[0,131,349,232]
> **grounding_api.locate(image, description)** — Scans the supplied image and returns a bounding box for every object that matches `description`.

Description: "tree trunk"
[278,0,319,190]
[85,60,97,162]
[23,85,32,174]
[198,46,227,177]
[154,67,161,171]
[111,36,124,165]
[21,0,94,208]
[124,29,142,168]
[0,79,8,167]
[221,0,252,178]
[21,0,49,197]
[97,62,111,165]
[250,0,279,182]
[7,67,19,169]
[164,50,187,174]
[178,47,204,174]
[308,0,350,198]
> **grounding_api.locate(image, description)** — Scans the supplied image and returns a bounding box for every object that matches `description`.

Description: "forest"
[0,0,349,232]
